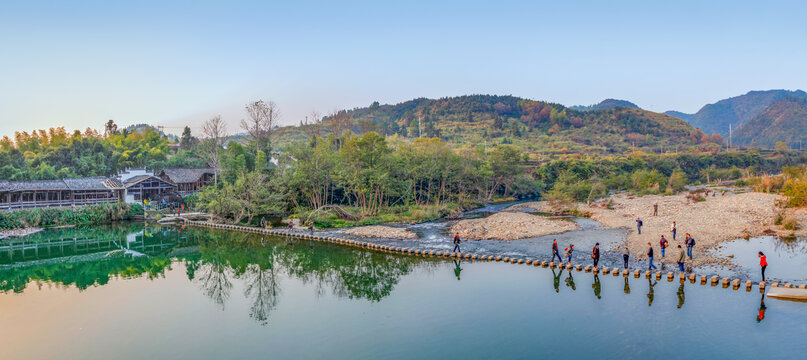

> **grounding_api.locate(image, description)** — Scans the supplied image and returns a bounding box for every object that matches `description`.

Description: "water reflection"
[647,278,657,307]
[0,223,435,325]
[592,274,601,299]
[565,271,576,291]
[453,260,463,280]
[757,294,767,323]
[677,283,685,309]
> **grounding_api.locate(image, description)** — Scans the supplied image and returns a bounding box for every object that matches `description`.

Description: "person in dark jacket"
[647,242,657,270]
[677,245,685,272]
[685,234,695,259]
[552,239,563,263]
[452,234,461,253]
[592,243,600,268]
[636,218,643,234]
[260,217,267,228]
[660,235,669,258]
[622,247,630,269]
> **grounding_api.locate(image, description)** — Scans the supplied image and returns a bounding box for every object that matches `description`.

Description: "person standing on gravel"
[759,252,768,281]
[452,234,461,253]
[653,203,658,216]
[671,221,677,241]
[677,245,685,272]
[552,239,563,263]
[647,242,657,270]
[660,235,669,258]
[636,218,643,234]
[592,243,600,269]
[685,234,695,259]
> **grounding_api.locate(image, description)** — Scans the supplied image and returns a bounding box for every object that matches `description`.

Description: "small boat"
[767,287,807,302]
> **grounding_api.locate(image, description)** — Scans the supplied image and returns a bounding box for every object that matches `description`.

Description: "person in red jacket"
[759,251,768,281]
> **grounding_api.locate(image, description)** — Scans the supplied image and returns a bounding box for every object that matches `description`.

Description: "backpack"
[689,237,695,246]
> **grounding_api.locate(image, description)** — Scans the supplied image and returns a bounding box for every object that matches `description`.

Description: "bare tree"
[327,109,352,137]
[242,100,280,155]
[303,109,322,138]
[202,115,228,184]
[103,120,118,137]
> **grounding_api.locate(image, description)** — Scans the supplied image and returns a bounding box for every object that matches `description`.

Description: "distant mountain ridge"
[570,99,639,112]
[664,89,807,137]
[732,97,807,148]
[273,94,710,154]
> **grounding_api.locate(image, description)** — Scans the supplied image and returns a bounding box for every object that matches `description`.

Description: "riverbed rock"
[343,226,418,239]
[449,212,578,240]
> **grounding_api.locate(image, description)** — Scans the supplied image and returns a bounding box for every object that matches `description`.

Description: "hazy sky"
[1,0,805,137]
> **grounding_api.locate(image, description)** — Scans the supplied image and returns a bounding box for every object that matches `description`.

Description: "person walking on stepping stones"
[591,243,600,269]
[452,233,461,253]
[552,239,563,263]
[677,245,685,272]
[647,242,657,270]
[622,247,630,269]
[565,244,574,265]
[759,251,768,281]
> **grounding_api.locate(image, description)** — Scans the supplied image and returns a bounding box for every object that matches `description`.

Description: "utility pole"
[729,123,732,150]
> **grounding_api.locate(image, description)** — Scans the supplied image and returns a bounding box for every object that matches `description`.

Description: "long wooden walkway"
[184,220,806,293]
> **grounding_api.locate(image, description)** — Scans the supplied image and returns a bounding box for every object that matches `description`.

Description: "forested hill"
[275,95,719,154]
[733,97,807,149]
[665,89,807,137]
[570,99,639,112]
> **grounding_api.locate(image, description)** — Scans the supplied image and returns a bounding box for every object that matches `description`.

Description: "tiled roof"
[159,168,216,184]
[0,177,124,192]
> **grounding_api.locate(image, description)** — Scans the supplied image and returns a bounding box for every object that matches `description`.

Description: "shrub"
[783,217,798,230]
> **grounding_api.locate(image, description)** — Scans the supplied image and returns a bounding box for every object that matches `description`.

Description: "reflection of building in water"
[0,227,178,265]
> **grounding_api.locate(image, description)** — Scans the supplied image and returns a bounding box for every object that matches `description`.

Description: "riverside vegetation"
[3,96,807,230]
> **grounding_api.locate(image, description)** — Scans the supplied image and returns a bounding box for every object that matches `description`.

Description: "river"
[1,223,806,359]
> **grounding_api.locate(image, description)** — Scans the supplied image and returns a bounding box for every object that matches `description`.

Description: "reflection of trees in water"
[242,264,280,326]
[195,260,234,309]
[2,225,440,325]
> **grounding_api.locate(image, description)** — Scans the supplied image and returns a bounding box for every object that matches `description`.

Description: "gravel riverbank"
[450,212,579,240]
[342,225,418,239]
[581,191,806,269]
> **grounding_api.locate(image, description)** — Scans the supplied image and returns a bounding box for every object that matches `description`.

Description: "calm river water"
[1,223,806,359]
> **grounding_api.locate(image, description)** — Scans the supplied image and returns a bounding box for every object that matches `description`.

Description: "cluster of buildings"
[0,168,217,210]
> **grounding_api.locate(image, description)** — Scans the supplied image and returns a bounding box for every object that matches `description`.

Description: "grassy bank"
[0,203,144,229]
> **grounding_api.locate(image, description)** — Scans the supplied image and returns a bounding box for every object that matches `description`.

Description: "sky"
[1,0,805,137]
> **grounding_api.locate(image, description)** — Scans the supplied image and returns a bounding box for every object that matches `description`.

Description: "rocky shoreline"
[450,212,579,240]
[342,225,418,239]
